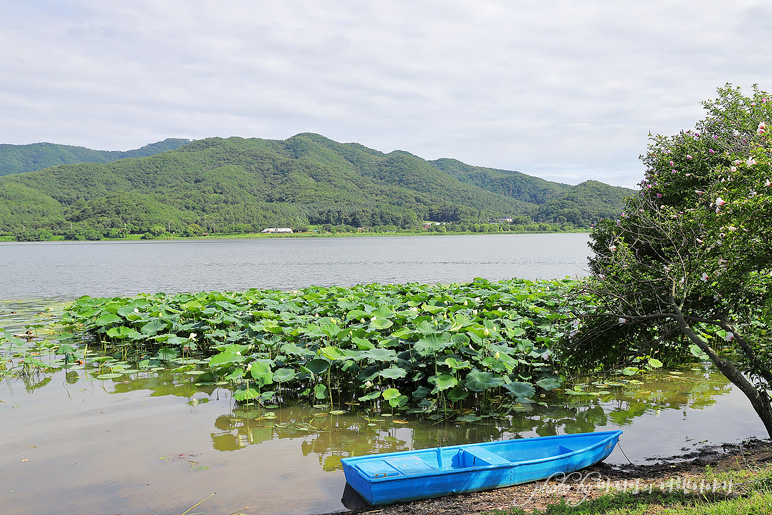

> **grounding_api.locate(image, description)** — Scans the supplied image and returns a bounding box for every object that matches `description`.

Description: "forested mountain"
[0,133,634,240]
[429,158,572,204]
[0,138,191,176]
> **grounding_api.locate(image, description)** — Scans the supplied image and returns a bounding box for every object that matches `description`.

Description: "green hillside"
[429,158,572,204]
[0,138,191,176]
[0,133,634,240]
[536,180,634,226]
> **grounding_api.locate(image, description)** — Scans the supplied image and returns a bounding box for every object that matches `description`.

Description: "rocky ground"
[320,438,772,515]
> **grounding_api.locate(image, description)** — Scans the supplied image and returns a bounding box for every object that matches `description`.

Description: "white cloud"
[1,0,770,187]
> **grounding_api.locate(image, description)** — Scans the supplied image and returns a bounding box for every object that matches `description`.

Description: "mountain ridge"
[0,133,634,240]
[0,138,192,176]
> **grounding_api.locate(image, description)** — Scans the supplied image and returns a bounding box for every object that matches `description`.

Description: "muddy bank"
[321,438,772,515]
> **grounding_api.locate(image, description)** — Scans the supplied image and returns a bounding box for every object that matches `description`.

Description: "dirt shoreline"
[319,438,772,515]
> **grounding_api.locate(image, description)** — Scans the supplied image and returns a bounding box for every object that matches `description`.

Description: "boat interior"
[355,442,577,478]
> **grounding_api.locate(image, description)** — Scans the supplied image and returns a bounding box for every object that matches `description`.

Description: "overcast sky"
[2,1,770,188]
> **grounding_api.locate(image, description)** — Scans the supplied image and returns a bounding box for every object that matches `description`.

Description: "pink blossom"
[765,179,771,187]
[701,272,709,282]
[609,245,617,252]
[716,197,726,206]
[708,149,715,154]
[656,193,663,198]
[746,157,757,166]
[757,122,767,135]
[725,332,734,342]
[686,154,693,160]
[695,190,705,195]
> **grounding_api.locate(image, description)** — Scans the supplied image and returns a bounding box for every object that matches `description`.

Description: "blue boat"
[341,430,623,505]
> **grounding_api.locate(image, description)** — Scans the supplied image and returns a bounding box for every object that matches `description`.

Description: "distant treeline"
[0,134,633,241]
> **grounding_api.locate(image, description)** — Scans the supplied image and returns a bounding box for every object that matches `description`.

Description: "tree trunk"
[677,317,772,439]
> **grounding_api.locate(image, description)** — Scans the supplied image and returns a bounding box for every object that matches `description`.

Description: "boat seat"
[461,446,511,466]
[355,460,401,479]
[383,455,436,475]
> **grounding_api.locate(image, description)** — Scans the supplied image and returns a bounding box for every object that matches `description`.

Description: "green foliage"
[536,180,634,227]
[0,138,191,177]
[567,84,772,437]
[62,278,577,413]
[0,134,631,238]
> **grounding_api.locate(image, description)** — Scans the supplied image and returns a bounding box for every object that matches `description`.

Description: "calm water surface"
[0,234,768,514]
[0,233,591,300]
[1,362,765,515]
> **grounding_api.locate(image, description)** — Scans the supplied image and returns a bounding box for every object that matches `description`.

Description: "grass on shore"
[486,463,772,515]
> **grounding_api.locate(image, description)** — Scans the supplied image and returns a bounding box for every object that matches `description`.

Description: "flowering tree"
[565,84,772,437]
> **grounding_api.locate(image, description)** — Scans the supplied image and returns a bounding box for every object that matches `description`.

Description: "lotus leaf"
[360,348,397,362]
[447,386,469,402]
[368,318,393,330]
[428,373,457,392]
[94,313,121,326]
[503,381,536,399]
[141,319,171,336]
[314,383,328,399]
[444,357,470,370]
[250,361,273,386]
[346,309,370,321]
[350,337,374,350]
[306,358,330,375]
[358,390,382,401]
[319,346,347,361]
[414,320,436,334]
[387,394,408,408]
[234,386,260,402]
[411,386,431,399]
[536,377,562,391]
[280,342,310,357]
[180,300,204,312]
[414,333,453,357]
[464,369,505,392]
[378,366,408,380]
[421,304,444,314]
[106,326,137,339]
[381,387,401,400]
[271,368,296,383]
[208,351,245,368]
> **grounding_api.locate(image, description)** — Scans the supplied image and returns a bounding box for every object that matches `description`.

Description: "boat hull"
[341,430,622,505]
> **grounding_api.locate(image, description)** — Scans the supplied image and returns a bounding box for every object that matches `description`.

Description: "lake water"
[0,233,591,300]
[0,234,768,515]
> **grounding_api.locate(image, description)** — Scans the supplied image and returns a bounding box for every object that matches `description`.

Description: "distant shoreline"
[0,228,589,243]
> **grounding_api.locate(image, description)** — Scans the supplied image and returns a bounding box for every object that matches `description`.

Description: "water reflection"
[0,347,761,515]
[0,300,760,514]
[95,365,736,466]
[0,297,744,467]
